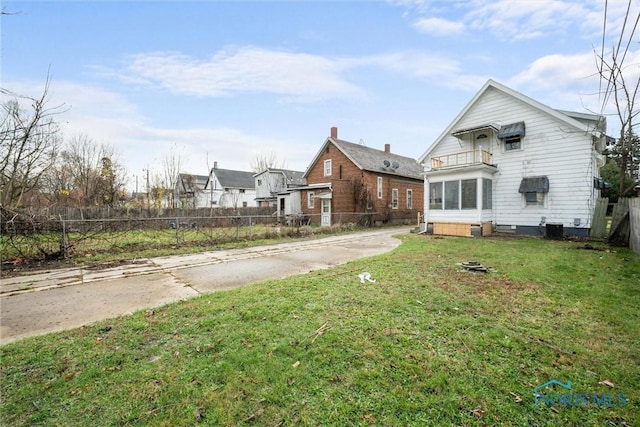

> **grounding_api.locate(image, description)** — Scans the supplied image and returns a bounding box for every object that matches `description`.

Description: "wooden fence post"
[629,198,640,255]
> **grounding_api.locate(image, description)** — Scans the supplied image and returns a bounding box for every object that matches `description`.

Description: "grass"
[1,234,639,426]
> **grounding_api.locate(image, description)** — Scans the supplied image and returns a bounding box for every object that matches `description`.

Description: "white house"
[418,79,607,238]
[254,168,306,208]
[204,163,258,208]
[175,173,210,208]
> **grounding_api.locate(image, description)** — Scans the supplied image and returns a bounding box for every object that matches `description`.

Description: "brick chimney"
[384,143,390,153]
[330,127,338,139]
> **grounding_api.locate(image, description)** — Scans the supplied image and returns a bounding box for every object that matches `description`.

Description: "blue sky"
[2,0,638,190]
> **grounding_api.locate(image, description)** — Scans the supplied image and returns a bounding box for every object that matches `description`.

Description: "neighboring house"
[175,173,209,208]
[254,168,306,208]
[418,79,608,238]
[294,127,424,226]
[204,162,257,208]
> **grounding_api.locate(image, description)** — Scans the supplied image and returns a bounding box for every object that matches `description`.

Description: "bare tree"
[162,145,183,208]
[251,150,286,173]
[595,0,640,195]
[0,78,64,208]
[46,134,126,206]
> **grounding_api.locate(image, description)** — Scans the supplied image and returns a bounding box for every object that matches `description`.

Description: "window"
[519,176,548,206]
[406,189,413,209]
[525,192,545,206]
[391,189,398,209]
[429,182,442,209]
[242,202,248,207]
[308,191,315,209]
[444,181,459,210]
[324,159,332,176]
[461,179,477,209]
[239,189,245,193]
[257,179,262,186]
[482,179,492,209]
[377,176,383,199]
[505,136,521,151]
[499,122,525,151]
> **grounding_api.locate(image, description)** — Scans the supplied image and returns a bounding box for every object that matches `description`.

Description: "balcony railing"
[430,149,493,170]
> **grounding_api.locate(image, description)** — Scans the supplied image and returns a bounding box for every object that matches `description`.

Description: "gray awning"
[519,176,549,193]
[498,122,525,139]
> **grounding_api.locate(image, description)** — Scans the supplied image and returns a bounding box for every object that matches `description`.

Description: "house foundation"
[426,221,493,237]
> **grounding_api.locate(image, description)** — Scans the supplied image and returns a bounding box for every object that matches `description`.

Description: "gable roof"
[206,168,255,190]
[254,168,306,186]
[177,173,208,193]
[418,79,606,162]
[305,138,423,180]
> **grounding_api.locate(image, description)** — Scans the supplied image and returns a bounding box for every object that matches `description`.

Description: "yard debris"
[243,407,264,423]
[509,392,522,403]
[470,406,486,417]
[598,379,615,388]
[358,272,376,284]
[311,321,330,343]
[458,261,492,273]
[292,361,300,368]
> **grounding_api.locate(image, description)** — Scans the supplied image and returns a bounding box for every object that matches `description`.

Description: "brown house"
[298,127,424,226]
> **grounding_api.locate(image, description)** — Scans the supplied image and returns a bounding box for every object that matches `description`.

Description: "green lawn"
[1,234,638,426]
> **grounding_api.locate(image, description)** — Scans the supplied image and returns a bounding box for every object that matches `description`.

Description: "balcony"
[430,149,493,170]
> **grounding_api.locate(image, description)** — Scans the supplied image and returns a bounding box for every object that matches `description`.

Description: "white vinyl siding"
[424,85,598,229]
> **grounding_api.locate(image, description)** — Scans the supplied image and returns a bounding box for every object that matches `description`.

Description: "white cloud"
[116,47,365,102]
[466,0,590,41]
[413,17,465,36]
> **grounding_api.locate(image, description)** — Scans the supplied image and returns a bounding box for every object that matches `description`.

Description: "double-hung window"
[324,159,332,176]
[391,189,398,209]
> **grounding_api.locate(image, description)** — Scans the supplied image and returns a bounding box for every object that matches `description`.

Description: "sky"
[2,0,639,191]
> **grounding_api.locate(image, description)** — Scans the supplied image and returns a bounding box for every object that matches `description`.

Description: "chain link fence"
[1,207,418,266]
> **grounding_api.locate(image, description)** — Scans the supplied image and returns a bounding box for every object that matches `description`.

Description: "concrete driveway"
[0,227,409,345]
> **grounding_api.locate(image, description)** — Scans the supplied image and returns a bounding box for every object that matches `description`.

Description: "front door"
[321,198,331,226]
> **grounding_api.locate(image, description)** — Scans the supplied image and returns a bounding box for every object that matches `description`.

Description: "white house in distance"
[175,173,210,208]
[418,79,607,238]
[204,162,258,208]
[254,168,306,208]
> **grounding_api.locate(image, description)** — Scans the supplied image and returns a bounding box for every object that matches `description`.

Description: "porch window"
[461,179,477,209]
[308,191,315,209]
[377,176,383,199]
[444,181,459,210]
[391,188,398,209]
[407,189,413,209]
[324,159,332,176]
[429,182,442,209]
[482,178,492,209]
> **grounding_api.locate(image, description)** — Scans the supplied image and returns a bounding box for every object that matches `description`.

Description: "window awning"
[519,176,549,193]
[452,124,499,138]
[315,192,332,199]
[498,121,525,139]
